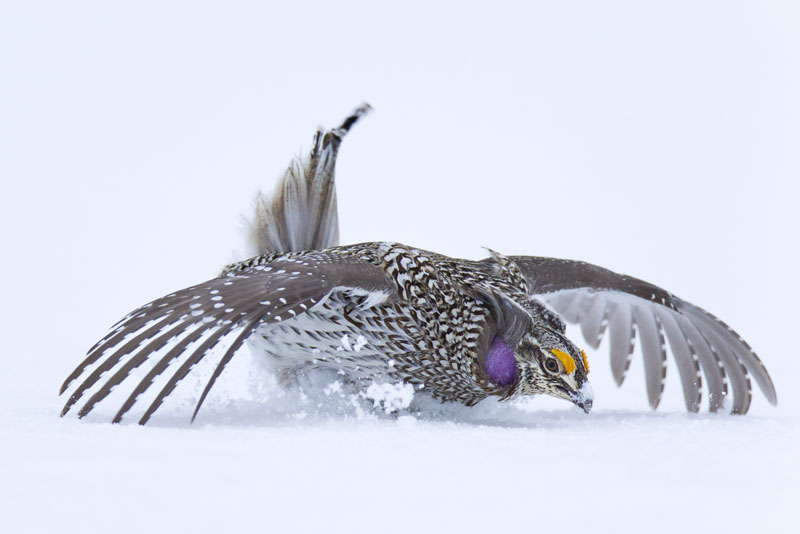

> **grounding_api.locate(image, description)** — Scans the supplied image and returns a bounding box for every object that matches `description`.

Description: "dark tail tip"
[338,102,372,133]
[322,103,372,152]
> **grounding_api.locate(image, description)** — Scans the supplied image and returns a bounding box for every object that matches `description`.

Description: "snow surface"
[2,2,799,533]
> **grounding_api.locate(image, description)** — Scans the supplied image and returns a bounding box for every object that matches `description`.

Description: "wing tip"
[761,380,777,405]
[759,374,778,406]
[59,395,78,417]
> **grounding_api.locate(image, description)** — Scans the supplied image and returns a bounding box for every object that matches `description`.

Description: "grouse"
[60,104,777,424]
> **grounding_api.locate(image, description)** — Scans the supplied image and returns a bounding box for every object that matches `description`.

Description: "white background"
[1,1,798,533]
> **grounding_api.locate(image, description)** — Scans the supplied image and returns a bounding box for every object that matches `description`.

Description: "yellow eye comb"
[550,349,576,375]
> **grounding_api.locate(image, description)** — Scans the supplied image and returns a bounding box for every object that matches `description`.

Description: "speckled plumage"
[60,104,776,424]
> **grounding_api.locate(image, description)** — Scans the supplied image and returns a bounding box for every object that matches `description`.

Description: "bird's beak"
[571,381,594,414]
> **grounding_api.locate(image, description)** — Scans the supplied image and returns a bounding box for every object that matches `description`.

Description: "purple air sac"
[485,337,517,385]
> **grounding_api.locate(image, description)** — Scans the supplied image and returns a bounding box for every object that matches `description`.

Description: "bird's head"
[477,287,593,412]
[516,330,593,413]
[483,314,593,413]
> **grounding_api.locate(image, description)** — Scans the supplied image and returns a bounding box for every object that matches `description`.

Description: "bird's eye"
[544,358,560,373]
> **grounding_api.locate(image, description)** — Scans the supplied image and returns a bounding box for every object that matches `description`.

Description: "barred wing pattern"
[511,256,777,413]
[59,252,395,424]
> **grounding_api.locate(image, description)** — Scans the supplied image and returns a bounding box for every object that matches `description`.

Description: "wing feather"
[191,314,270,423]
[680,302,775,405]
[112,317,230,424]
[691,318,752,414]
[632,306,667,409]
[559,292,587,323]
[60,281,245,395]
[580,294,608,349]
[673,314,727,412]
[654,309,701,412]
[607,302,634,386]
[62,275,273,416]
[76,317,194,418]
[139,299,269,425]
[633,306,667,410]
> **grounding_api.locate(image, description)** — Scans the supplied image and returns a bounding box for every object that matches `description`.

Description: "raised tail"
[247,103,371,255]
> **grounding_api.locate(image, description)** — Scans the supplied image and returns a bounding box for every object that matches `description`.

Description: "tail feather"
[248,103,371,255]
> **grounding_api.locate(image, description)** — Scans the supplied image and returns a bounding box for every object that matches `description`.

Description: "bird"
[59,103,777,424]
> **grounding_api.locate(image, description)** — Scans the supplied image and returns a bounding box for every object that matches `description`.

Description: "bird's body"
[237,242,534,406]
[60,104,776,424]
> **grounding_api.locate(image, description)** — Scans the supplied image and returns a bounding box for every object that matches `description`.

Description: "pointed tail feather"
[247,103,371,255]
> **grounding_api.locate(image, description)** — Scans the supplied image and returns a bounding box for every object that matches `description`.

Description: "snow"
[363,382,415,413]
[2,1,800,533]
[576,380,594,407]
[3,352,798,533]
[4,329,799,532]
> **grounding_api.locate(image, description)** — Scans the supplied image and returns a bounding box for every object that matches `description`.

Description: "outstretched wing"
[60,252,395,424]
[510,256,776,414]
